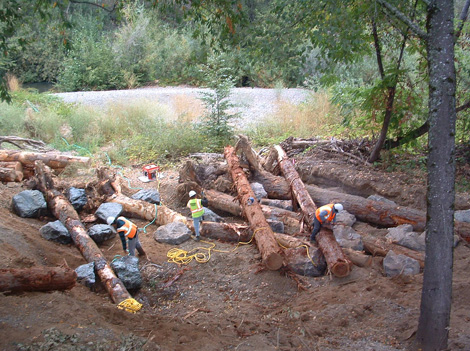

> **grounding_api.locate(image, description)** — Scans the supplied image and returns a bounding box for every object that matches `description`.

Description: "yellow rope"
[117,298,143,313]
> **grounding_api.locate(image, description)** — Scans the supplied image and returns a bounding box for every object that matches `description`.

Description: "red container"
[142,164,160,180]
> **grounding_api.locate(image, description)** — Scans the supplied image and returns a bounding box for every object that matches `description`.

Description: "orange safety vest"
[187,198,204,218]
[116,217,138,239]
[315,204,336,224]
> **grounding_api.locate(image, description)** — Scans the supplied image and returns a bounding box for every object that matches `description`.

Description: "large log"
[0,266,76,292]
[305,185,470,242]
[275,145,352,278]
[236,135,291,200]
[0,167,23,182]
[224,145,284,270]
[0,149,90,169]
[204,189,301,233]
[34,161,132,304]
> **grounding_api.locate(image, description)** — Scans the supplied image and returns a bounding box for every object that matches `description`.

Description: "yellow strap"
[117,298,143,313]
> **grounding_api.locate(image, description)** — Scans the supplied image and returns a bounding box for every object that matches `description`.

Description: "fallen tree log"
[305,185,470,242]
[204,189,301,233]
[275,145,352,278]
[0,266,76,293]
[34,161,132,304]
[0,167,23,182]
[0,149,90,169]
[225,145,283,270]
[236,135,291,200]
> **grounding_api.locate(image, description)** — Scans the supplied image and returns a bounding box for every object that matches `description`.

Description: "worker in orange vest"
[107,216,147,258]
[310,203,343,242]
[187,190,206,241]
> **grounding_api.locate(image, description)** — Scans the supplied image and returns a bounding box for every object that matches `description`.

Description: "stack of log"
[0,149,90,182]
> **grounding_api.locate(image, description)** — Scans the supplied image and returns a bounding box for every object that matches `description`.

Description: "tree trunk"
[204,189,301,233]
[0,149,90,169]
[275,145,352,277]
[305,185,470,241]
[342,248,373,268]
[0,167,23,182]
[224,145,284,271]
[417,1,456,349]
[236,135,291,200]
[34,161,132,305]
[0,266,76,292]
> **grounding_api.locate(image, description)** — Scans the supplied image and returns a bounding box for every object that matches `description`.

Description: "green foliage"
[196,54,240,151]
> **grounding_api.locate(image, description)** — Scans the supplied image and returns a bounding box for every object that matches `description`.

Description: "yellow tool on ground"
[117,298,143,313]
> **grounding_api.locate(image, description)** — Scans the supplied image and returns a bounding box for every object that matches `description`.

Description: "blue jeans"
[193,216,203,237]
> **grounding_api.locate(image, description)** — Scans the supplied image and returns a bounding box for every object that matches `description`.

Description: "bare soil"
[0,150,469,351]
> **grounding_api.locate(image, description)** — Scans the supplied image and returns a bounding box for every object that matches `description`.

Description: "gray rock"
[202,207,224,223]
[383,250,420,277]
[335,210,356,227]
[367,195,397,206]
[131,189,160,205]
[333,226,363,251]
[95,203,123,223]
[260,199,293,211]
[250,182,267,201]
[75,262,95,289]
[284,247,326,277]
[67,187,87,211]
[12,190,48,218]
[386,225,425,251]
[154,222,192,244]
[40,220,72,244]
[88,224,116,244]
[266,219,284,234]
[455,209,470,223]
[111,256,142,290]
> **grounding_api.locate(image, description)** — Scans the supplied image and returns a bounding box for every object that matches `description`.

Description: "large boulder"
[383,250,420,277]
[87,224,116,244]
[250,182,267,201]
[95,203,123,223]
[40,220,72,244]
[284,247,326,277]
[67,187,87,211]
[202,207,224,223]
[333,225,363,251]
[75,262,95,289]
[386,224,425,252]
[131,189,161,205]
[154,222,192,245]
[111,256,142,291]
[12,190,48,218]
[455,209,470,223]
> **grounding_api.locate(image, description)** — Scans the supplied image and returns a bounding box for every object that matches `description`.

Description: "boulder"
[39,220,72,244]
[333,225,363,251]
[75,262,95,289]
[386,225,425,251]
[12,190,48,218]
[87,224,116,244]
[111,256,142,291]
[383,250,420,277]
[95,203,123,223]
[131,189,161,205]
[202,207,224,223]
[284,247,326,277]
[154,222,192,245]
[250,182,267,201]
[67,187,87,211]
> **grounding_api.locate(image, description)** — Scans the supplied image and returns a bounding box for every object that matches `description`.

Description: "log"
[275,145,352,277]
[0,266,76,292]
[224,145,284,270]
[342,248,373,268]
[305,185,470,242]
[236,135,291,200]
[34,161,132,304]
[0,167,23,182]
[204,189,301,233]
[0,149,90,169]
[0,161,23,172]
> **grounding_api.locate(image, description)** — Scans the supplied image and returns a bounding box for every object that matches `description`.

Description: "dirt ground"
[0,149,469,351]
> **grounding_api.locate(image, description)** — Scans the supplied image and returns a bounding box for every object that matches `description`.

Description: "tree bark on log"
[224,145,284,270]
[305,185,470,241]
[275,145,352,277]
[0,149,90,169]
[236,135,291,200]
[0,167,23,182]
[204,189,301,233]
[0,266,76,292]
[34,161,132,304]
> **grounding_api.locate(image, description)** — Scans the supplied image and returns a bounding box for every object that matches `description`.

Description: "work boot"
[195,235,200,242]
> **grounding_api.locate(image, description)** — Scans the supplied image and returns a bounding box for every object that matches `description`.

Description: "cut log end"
[264,253,284,271]
[330,260,352,278]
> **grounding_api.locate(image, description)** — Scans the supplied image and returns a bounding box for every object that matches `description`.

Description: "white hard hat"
[107,216,116,225]
[334,204,343,212]
[189,190,196,197]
